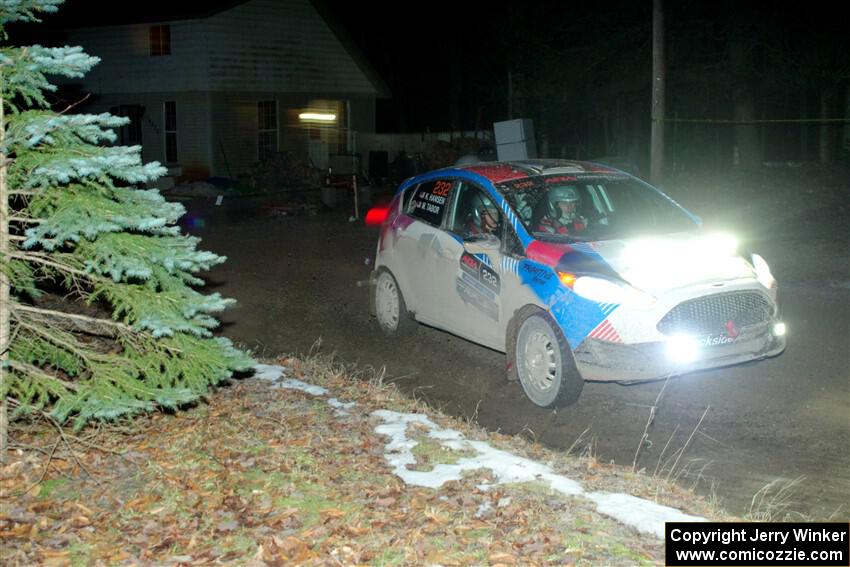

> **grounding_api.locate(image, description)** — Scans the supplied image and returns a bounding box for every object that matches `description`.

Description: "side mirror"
[463,235,500,255]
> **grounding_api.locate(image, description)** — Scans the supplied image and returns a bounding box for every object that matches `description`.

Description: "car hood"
[548,233,757,294]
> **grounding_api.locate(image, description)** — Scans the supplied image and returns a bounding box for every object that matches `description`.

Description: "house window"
[257,100,278,160]
[110,104,144,145]
[150,25,171,56]
[164,101,178,163]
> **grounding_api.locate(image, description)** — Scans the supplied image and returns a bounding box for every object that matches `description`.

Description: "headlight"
[562,274,656,308]
[665,335,699,363]
[751,253,776,289]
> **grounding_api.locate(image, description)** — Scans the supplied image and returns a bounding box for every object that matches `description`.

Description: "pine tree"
[0,0,252,457]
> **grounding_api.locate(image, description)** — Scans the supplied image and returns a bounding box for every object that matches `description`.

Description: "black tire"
[513,309,583,408]
[374,269,416,336]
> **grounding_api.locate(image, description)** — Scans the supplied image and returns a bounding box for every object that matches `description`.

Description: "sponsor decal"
[457,252,500,320]
[697,320,743,347]
[698,334,739,347]
[588,319,623,343]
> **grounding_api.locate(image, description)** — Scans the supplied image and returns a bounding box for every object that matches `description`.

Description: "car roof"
[455,159,625,184]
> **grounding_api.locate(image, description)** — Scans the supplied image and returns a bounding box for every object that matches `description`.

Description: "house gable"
[203,0,378,95]
[57,0,384,97]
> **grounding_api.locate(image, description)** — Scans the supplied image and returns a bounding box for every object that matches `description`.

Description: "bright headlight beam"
[666,335,699,363]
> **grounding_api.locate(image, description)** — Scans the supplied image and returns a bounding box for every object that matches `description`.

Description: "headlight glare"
[751,253,776,289]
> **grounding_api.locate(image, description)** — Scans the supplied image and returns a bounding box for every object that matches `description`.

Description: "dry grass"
[1,352,732,565]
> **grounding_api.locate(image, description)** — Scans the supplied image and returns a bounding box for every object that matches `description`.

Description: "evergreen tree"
[0,0,252,456]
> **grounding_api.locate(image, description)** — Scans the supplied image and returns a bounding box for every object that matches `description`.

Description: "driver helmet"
[476,194,498,217]
[547,185,580,223]
[473,194,500,230]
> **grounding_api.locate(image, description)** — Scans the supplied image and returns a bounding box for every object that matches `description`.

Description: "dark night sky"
[328,0,850,132]
[11,0,850,135]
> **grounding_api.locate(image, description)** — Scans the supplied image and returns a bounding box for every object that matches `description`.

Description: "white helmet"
[547,185,580,222]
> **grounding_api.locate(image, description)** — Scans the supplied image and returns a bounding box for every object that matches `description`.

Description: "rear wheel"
[515,311,583,408]
[374,270,416,336]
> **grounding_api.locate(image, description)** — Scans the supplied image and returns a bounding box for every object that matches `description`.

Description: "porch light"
[298,112,337,122]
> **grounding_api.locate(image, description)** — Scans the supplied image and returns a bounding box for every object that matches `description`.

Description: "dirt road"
[187,181,849,520]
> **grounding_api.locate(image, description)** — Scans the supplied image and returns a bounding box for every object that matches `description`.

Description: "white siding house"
[57,0,388,183]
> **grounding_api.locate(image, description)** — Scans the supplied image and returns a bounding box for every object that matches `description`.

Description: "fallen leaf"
[488,552,517,565]
[320,508,346,521]
[216,520,239,532]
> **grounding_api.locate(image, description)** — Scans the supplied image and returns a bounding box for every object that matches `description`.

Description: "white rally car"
[370,160,786,408]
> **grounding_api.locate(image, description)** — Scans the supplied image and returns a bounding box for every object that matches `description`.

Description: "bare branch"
[59,92,92,115]
[8,216,44,224]
[19,437,61,496]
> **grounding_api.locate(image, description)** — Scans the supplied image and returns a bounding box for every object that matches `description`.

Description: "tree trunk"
[819,87,836,164]
[732,91,760,168]
[0,90,9,462]
[728,15,761,170]
[650,0,665,185]
[800,91,809,161]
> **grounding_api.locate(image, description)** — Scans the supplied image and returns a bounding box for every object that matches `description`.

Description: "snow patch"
[586,492,702,536]
[372,409,705,539]
[328,398,356,410]
[253,365,706,539]
[277,379,329,397]
[252,364,329,396]
[253,364,286,382]
[328,397,357,416]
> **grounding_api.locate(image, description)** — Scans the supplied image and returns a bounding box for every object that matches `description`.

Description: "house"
[55,0,389,185]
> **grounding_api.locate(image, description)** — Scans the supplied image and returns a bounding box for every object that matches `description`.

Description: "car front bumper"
[574,321,786,382]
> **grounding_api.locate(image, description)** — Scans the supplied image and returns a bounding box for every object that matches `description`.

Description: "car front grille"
[657,291,773,336]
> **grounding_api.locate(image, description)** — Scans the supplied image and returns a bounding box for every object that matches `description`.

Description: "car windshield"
[497,174,698,241]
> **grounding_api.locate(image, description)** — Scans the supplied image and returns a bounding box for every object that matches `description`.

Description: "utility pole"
[650,0,666,185]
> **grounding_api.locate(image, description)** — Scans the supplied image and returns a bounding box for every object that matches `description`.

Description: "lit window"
[150,25,171,56]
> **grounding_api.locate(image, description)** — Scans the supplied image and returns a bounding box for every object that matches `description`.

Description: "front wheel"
[515,311,583,408]
[374,270,416,336]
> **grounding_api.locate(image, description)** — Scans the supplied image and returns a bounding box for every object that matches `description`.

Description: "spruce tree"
[0,0,252,456]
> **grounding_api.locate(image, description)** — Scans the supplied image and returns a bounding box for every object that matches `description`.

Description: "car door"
[391,179,454,325]
[432,181,507,350]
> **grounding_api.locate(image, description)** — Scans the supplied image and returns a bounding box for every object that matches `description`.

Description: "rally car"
[369,160,786,408]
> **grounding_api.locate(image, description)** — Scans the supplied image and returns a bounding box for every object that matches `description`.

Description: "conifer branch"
[10,251,89,278]
[6,360,80,391]
[13,317,94,362]
[11,302,131,335]
[2,0,248,431]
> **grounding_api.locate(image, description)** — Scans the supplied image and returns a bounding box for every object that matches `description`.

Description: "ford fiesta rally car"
[370,160,786,408]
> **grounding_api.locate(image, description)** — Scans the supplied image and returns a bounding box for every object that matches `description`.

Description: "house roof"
[41,0,391,98]
[44,0,250,27]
